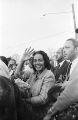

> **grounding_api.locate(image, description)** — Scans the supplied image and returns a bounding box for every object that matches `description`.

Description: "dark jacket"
[54,60,70,83]
[0,76,17,120]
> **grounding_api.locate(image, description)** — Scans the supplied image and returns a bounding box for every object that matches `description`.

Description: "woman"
[15,48,55,120]
[8,58,17,77]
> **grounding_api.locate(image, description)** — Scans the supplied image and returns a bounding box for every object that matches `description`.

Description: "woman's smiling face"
[33,53,45,72]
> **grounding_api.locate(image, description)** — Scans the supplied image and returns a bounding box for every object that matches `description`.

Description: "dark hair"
[7,57,11,63]
[67,38,78,48]
[32,50,51,71]
[0,56,8,66]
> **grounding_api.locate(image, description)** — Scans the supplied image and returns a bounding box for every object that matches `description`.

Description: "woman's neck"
[36,68,45,74]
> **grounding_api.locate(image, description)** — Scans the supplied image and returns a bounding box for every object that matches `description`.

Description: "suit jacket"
[51,61,78,114]
[54,60,70,83]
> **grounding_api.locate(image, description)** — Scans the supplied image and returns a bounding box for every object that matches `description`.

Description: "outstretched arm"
[14,47,34,77]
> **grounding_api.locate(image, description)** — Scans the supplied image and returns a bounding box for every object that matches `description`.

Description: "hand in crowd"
[22,47,34,61]
[43,111,52,120]
[14,47,34,77]
[15,78,30,89]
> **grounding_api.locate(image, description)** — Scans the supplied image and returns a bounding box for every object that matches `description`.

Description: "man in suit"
[43,38,78,120]
[54,48,69,83]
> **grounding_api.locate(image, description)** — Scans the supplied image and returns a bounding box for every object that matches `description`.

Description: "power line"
[32,30,74,41]
[43,11,71,16]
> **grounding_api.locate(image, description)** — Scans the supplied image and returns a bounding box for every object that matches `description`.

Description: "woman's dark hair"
[0,56,8,66]
[7,57,11,64]
[32,50,51,71]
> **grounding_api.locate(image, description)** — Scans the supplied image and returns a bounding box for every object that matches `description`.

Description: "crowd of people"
[0,38,78,120]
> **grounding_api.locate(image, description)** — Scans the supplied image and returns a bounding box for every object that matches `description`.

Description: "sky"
[0,0,78,58]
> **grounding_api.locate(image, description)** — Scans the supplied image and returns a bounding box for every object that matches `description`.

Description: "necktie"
[67,62,72,75]
[66,62,72,81]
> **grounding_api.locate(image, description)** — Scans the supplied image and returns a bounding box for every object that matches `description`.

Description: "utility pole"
[75,28,78,40]
[72,4,77,39]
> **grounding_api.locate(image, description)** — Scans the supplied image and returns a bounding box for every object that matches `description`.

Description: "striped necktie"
[66,62,72,81]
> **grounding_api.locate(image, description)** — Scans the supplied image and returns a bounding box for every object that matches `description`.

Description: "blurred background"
[0,0,78,59]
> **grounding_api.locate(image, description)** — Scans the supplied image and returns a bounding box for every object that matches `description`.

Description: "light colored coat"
[27,69,55,104]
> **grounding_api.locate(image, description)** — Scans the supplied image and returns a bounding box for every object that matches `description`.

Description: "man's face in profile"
[63,40,75,61]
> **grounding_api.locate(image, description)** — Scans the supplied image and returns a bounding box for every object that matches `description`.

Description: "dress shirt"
[59,60,65,67]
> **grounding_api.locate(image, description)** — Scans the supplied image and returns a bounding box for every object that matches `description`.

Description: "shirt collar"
[35,68,47,79]
[59,60,65,67]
